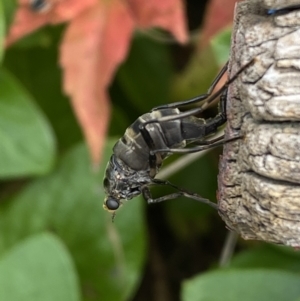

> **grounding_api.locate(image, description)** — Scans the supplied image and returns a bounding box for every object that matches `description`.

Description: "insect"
[103,60,254,214]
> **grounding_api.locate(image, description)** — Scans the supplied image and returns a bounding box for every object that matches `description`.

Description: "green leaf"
[116,35,172,112]
[4,28,83,150]
[211,27,232,66]
[0,0,5,63]
[230,244,300,272]
[0,141,146,301]
[0,69,56,178]
[0,233,80,301]
[2,0,17,33]
[12,28,54,49]
[182,269,300,301]
[171,47,218,101]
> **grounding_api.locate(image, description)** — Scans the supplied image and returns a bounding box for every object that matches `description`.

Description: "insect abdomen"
[113,108,207,171]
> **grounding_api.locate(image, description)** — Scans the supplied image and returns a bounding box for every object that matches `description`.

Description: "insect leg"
[151,61,229,111]
[152,89,238,154]
[154,135,240,154]
[144,59,255,127]
[142,180,218,209]
[193,134,225,145]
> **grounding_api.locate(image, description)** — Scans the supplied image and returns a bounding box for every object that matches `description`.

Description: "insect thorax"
[104,155,152,201]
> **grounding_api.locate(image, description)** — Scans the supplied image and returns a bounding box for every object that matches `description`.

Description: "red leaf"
[60,0,135,165]
[6,0,97,46]
[6,0,188,165]
[128,0,188,43]
[201,0,238,47]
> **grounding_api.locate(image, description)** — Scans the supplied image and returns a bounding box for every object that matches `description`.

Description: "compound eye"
[105,198,120,211]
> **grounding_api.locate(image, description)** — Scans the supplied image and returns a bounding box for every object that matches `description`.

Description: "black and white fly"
[103,60,254,214]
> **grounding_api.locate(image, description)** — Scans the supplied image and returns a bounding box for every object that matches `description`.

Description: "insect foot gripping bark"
[218,0,300,247]
[103,59,254,218]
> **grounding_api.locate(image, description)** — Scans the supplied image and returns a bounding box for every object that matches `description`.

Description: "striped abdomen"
[113,108,212,171]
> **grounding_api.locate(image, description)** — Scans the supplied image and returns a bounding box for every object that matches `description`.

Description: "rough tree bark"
[218,0,300,246]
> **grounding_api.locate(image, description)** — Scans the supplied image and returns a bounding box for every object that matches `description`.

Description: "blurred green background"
[1,1,300,301]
